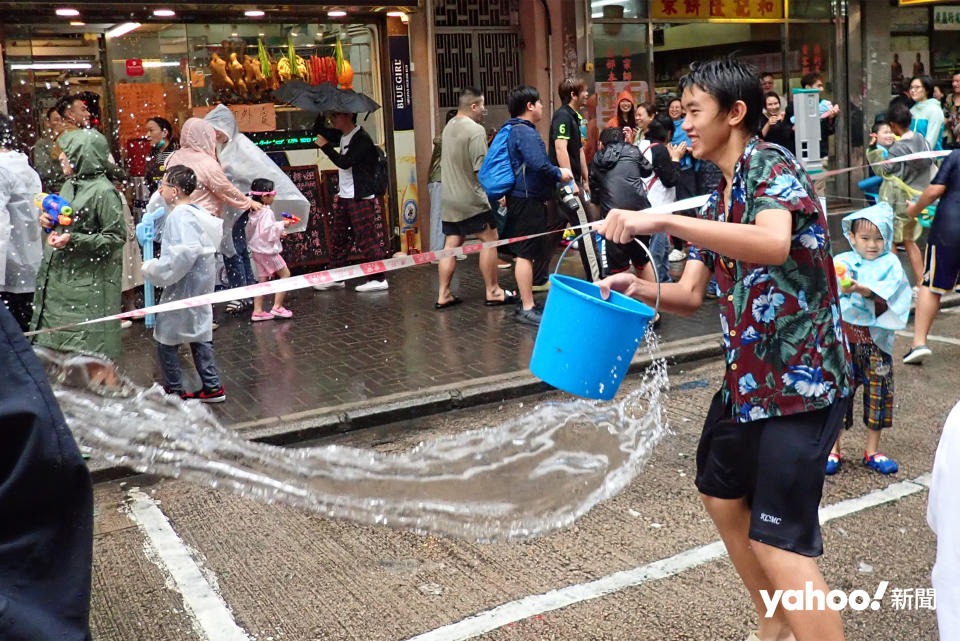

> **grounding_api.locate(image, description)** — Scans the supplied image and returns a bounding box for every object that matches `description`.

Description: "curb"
[88,332,723,483]
[88,292,960,484]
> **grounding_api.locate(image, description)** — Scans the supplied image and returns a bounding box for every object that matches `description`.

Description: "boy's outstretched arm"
[598,259,712,317]
[906,184,946,218]
[599,208,793,265]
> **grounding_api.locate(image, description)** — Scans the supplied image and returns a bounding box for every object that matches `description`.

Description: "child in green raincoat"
[30,128,126,361]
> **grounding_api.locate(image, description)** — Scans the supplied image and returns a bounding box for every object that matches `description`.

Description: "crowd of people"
[3,52,960,640]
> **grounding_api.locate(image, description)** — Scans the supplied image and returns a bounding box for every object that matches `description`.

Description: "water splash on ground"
[39,334,668,542]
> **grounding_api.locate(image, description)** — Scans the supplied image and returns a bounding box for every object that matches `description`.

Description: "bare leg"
[912,286,942,348]
[865,428,882,457]
[273,267,291,309]
[475,227,504,300]
[831,432,841,456]
[701,495,796,641]
[253,289,265,314]
[437,234,463,305]
[752,541,844,641]
[903,240,924,286]
[515,257,534,310]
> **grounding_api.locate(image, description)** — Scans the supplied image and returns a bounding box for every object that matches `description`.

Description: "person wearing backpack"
[497,85,574,326]
[314,110,389,292]
[435,88,518,310]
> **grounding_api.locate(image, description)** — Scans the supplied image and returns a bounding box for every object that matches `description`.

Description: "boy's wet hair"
[678,56,763,134]
[599,127,625,146]
[850,218,880,235]
[164,165,197,195]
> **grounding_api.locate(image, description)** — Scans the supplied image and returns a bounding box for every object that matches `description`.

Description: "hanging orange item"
[338,59,353,90]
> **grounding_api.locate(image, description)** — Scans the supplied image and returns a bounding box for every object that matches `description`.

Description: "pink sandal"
[251,311,273,322]
[270,306,293,318]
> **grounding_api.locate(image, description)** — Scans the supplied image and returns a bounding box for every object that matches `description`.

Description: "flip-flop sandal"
[484,289,519,306]
[434,296,463,310]
[225,300,243,314]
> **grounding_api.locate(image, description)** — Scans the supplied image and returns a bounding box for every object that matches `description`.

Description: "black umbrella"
[272,81,380,114]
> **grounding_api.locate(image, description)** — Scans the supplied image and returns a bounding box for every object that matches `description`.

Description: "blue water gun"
[137,207,165,328]
[35,192,73,233]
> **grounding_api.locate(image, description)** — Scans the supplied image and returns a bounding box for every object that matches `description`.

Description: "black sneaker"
[902,345,931,365]
[515,306,543,326]
[184,386,227,403]
[163,386,188,399]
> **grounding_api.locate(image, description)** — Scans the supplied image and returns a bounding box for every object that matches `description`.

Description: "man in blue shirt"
[500,85,573,326]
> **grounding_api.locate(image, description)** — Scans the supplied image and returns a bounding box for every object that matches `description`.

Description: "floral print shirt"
[688,139,851,423]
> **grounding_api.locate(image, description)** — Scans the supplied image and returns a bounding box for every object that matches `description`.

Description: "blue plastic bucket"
[530,273,656,400]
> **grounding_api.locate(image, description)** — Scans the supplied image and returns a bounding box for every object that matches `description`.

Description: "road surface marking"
[127,489,250,641]
[404,475,930,641]
[896,330,960,346]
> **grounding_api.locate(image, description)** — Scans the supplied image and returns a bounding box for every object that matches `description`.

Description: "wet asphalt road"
[88,313,959,641]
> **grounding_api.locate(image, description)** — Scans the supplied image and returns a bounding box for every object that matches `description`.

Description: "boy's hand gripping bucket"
[530,231,659,400]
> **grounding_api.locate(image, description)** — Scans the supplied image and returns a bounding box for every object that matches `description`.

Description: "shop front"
[1,1,423,269]
[587,0,851,198]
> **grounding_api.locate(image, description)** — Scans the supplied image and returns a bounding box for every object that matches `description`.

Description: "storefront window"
[788,0,834,20]
[2,26,106,149]
[590,0,648,20]
[591,22,648,121]
[653,22,782,103]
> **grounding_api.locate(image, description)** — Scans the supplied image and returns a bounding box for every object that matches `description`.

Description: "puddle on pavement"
[38,334,669,542]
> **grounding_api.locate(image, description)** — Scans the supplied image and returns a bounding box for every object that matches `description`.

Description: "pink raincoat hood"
[178,118,218,160]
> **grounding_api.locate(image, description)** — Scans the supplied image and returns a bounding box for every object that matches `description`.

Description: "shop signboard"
[191,103,277,133]
[115,82,165,144]
[389,34,420,253]
[389,36,413,132]
[934,5,960,29]
[125,59,144,77]
[651,0,783,19]
[279,165,330,268]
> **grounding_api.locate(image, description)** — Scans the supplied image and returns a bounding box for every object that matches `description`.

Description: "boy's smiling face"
[847,221,885,261]
[876,124,896,147]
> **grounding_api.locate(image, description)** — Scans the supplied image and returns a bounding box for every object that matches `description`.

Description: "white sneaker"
[312,281,346,291]
[355,279,388,292]
[120,319,133,329]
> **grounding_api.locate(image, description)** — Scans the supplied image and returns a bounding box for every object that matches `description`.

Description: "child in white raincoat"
[141,165,226,403]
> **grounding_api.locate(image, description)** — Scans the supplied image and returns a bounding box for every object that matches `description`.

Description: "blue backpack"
[479,123,525,200]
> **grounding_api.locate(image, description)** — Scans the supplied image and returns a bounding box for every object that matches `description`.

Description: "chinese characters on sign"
[933,5,960,30]
[652,0,783,19]
[115,83,166,144]
[191,103,277,133]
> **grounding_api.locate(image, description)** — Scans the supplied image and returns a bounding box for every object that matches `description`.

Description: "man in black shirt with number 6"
[544,78,602,282]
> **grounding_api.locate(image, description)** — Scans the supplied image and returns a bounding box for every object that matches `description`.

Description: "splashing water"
[38,334,669,542]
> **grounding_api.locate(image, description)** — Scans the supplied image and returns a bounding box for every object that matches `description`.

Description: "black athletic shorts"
[603,235,651,274]
[502,195,547,260]
[695,391,849,557]
[442,209,497,238]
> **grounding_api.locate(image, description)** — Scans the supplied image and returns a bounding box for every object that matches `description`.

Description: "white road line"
[127,489,251,641]
[403,476,930,641]
[896,330,960,346]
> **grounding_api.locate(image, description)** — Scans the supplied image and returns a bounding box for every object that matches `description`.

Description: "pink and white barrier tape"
[23,195,710,337]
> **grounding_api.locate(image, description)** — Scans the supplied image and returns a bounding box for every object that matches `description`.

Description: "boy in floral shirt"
[598,57,851,641]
